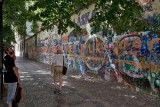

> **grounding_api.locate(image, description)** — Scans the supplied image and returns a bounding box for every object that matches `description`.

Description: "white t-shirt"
[52,54,63,66]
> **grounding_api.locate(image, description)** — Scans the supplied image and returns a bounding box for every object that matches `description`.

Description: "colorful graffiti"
[24,1,160,93]
[116,32,160,91]
[25,26,160,92]
[36,30,62,64]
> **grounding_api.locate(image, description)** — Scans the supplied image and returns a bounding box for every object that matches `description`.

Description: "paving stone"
[1,57,160,107]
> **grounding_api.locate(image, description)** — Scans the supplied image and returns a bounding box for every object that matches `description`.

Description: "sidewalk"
[1,57,160,107]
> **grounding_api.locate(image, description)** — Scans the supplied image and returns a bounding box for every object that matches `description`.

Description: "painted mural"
[25,1,160,93]
[36,29,62,64]
[116,32,160,92]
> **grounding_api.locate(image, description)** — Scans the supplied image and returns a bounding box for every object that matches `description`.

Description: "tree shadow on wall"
[120,72,151,91]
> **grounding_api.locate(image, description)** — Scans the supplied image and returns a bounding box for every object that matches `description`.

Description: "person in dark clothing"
[3,47,20,107]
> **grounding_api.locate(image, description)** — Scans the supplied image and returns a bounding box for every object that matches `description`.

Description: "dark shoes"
[12,103,19,107]
[54,89,58,94]
[57,90,62,94]
[54,89,62,94]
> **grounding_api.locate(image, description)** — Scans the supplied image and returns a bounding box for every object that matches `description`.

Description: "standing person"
[51,46,65,94]
[3,47,20,107]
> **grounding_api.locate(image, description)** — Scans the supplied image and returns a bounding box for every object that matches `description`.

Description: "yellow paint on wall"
[66,54,159,71]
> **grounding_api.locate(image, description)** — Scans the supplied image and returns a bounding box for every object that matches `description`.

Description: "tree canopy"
[3,0,30,45]
[26,0,149,34]
[3,0,160,45]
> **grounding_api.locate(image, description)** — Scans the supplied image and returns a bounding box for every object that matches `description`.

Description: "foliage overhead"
[27,0,154,34]
[3,0,160,44]
[27,0,92,34]
[3,0,31,45]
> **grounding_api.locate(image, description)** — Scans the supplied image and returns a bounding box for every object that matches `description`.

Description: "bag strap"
[63,55,64,67]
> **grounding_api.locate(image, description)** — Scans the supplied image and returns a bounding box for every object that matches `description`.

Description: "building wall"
[15,34,25,57]
[25,36,36,60]
[24,1,160,93]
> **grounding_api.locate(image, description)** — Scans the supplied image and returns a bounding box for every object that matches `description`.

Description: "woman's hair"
[56,49,63,54]
[4,47,14,55]
[4,47,10,54]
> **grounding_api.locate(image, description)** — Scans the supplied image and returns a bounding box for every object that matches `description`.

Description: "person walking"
[51,46,65,94]
[3,47,20,107]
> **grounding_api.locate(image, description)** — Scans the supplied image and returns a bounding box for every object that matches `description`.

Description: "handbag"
[12,83,23,104]
[62,66,67,75]
[3,85,7,98]
[62,56,67,75]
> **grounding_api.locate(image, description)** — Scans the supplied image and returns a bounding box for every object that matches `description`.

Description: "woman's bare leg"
[54,70,58,89]
[8,103,12,107]
[59,73,63,91]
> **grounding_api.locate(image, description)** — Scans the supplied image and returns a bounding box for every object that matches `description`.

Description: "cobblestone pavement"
[1,57,160,107]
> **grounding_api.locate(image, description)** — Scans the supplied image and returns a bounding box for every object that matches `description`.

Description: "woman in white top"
[51,46,64,94]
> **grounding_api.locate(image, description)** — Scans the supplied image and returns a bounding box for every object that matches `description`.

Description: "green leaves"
[3,0,160,45]
[27,0,92,34]
[3,0,29,45]
[91,0,145,33]
[3,25,15,45]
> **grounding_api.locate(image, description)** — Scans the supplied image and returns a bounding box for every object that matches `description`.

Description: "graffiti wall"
[25,36,36,60]
[25,2,160,93]
[116,32,160,92]
[36,29,62,64]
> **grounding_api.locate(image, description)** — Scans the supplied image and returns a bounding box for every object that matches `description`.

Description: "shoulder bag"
[62,56,67,75]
